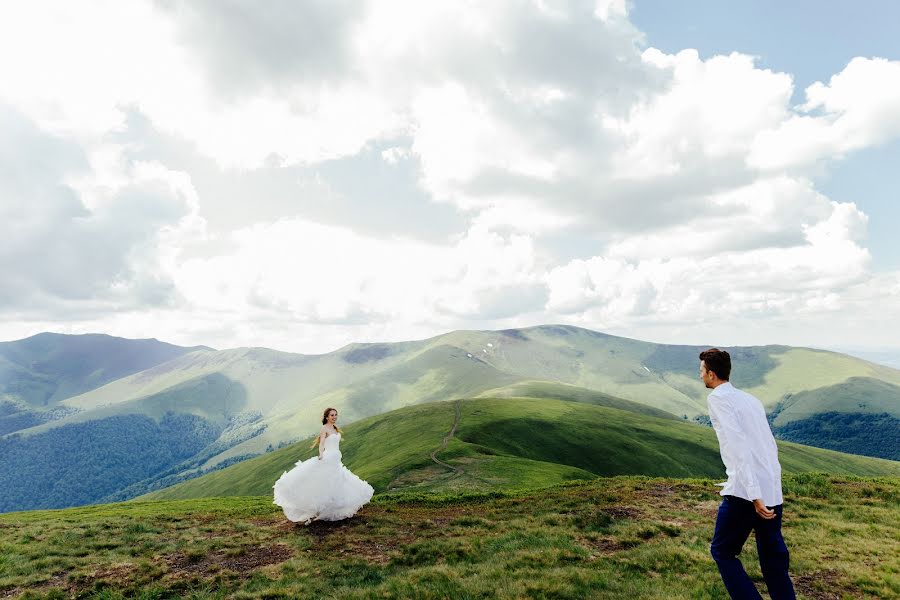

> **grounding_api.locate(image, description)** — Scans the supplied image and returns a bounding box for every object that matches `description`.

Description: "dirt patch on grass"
[337,539,399,565]
[694,500,721,518]
[792,569,860,600]
[598,506,643,519]
[2,564,138,599]
[0,579,69,600]
[421,507,472,527]
[165,543,293,579]
[189,514,219,525]
[295,518,363,541]
[641,483,700,497]
[580,536,628,556]
[76,564,138,588]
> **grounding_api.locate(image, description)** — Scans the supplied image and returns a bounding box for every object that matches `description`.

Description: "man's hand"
[753,499,776,520]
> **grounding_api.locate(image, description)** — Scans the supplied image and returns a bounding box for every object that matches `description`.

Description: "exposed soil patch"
[694,500,721,518]
[300,518,361,541]
[165,543,293,579]
[336,539,398,565]
[792,569,860,600]
[639,483,703,500]
[190,514,219,525]
[2,564,137,599]
[421,507,472,526]
[580,536,627,555]
[598,506,643,519]
[199,528,236,539]
[74,564,137,588]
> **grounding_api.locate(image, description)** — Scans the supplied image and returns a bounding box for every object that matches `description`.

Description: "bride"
[273,407,374,524]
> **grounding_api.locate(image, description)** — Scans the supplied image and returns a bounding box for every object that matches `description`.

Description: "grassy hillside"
[4,325,898,513]
[0,333,210,408]
[0,333,210,436]
[474,380,677,419]
[140,396,900,502]
[1,474,898,599]
[0,413,220,513]
[14,325,899,459]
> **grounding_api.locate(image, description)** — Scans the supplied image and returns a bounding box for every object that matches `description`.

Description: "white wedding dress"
[272,432,374,524]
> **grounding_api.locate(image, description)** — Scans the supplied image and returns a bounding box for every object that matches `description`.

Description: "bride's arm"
[317,426,327,460]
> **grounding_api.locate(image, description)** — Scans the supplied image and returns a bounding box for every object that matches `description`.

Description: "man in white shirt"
[700,348,796,600]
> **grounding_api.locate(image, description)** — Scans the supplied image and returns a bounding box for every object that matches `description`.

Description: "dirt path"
[430,399,464,475]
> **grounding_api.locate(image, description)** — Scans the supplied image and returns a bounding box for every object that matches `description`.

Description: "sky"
[1,0,899,359]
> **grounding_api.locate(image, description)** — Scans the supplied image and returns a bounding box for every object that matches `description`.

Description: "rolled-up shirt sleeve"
[708,395,762,501]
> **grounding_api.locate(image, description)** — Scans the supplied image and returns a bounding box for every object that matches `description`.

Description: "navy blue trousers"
[710,495,796,600]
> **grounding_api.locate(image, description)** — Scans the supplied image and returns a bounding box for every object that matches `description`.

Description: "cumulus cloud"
[605,176,838,259]
[0,105,202,317]
[173,220,545,326]
[157,0,363,97]
[1,1,899,353]
[749,57,900,170]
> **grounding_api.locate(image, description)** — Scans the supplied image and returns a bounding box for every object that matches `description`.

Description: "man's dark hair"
[699,348,731,381]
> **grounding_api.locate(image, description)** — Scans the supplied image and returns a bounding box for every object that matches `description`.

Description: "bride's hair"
[309,407,342,449]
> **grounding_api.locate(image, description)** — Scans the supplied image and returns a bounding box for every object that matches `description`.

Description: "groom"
[700,348,796,600]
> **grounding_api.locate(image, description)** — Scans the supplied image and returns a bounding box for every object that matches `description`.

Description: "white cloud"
[0,105,203,315]
[381,146,411,165]
[546,197,871,325]
[172,219,545,326]
[593,0,628,22]
[605,176,837,259]
[608,49,792,175]
[2,1,900,354]
[0,1,401,169]
[749,57,900,170]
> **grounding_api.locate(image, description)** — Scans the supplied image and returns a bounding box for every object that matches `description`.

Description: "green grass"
[474,380,678,419]
[139,396,900,503]
[772,376,900,425]
[138,401,458,500]
[1,474,898,599]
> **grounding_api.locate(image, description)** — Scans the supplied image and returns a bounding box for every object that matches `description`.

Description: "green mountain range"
[1,325,898,513]
[0,332,208,414]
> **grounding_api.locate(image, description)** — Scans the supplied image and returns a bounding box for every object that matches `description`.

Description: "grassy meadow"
[4,388,898,598]
[0,474,897,599]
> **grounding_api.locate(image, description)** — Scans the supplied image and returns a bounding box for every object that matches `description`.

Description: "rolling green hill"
[0,332,210,409]
[3,325,898,513]
[0,332,210,436]
[139,396,900,502]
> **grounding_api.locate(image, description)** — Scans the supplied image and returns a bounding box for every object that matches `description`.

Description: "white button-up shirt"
[707,382,784,506]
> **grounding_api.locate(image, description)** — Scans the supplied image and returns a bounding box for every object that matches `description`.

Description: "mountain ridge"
[1,325,898,513]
